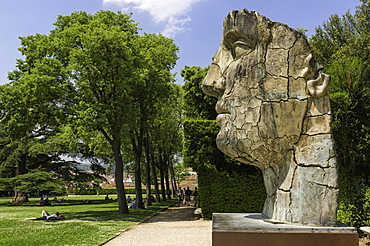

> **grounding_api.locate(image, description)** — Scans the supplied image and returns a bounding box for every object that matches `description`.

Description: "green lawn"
[0,196,175,246]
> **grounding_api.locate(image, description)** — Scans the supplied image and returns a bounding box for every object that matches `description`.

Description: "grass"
[0,195,176,246]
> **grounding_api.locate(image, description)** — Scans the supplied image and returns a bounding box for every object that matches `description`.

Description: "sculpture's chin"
[216,113,267,163]
[216,114,230,126]
[216,125,265,165]
[215,133,227,146]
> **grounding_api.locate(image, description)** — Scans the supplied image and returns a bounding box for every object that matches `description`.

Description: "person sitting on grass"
[24,210,65,221]
[129,198,137,209]
[44,197,51,206]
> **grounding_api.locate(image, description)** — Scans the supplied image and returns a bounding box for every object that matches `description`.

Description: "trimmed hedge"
[183,119,266,218]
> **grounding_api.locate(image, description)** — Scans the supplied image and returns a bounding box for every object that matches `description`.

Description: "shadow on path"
[142,204,199,223]
[102,204,212,246]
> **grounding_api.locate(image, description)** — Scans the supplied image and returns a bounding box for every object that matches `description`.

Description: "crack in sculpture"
[202,9,338,226]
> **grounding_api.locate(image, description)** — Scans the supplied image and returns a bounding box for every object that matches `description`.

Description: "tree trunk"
[160,167,166,201]
[170,163,177,196]
[11,191,28,203]
[11,152,29,203]
[112,135,129,214]
[100,127,128,214]
[144,131,152,206]
[165,169,171,200]
[132,130,143,209]
[134,159,143,209]
[152,159,161,203]
[171,178,176,197]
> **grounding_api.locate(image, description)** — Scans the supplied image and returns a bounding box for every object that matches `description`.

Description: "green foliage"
[337,181,370,231]
[198,167,265,218]
[173,162,189,185]
[181,66,217,120]
[11,171,64,195]
[2,10,179,211]
[310,0,370,228]
[296,27,308,37]
[182,119,265,218]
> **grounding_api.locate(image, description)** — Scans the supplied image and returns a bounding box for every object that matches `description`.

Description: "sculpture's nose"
[202,63,225,98]
[202,46,233,98]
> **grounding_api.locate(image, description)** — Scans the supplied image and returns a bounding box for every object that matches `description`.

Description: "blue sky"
[0,0,360,85]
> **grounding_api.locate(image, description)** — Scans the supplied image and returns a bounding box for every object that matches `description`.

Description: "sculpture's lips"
[216,114,231,126]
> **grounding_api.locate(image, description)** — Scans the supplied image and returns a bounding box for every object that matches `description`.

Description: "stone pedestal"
[212,213,358,246]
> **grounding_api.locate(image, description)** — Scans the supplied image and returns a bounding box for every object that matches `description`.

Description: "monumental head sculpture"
[202,9,338,226]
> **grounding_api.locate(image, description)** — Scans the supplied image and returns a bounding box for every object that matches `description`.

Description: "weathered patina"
[202,9,338,226]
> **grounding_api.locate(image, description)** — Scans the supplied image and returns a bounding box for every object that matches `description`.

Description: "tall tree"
[5,11,179,213]
[0,82,105,202]
[57,11,141,214]
[128,33,178,209]
[0,47,74,202]
[151,84,183,201]
[6,11,139,213]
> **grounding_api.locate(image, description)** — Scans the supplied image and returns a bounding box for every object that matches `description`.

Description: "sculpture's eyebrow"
[232,38,255,48]
[223,31,255,49]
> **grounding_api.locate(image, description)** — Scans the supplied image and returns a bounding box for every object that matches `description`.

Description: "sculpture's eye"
[232,38,254,59]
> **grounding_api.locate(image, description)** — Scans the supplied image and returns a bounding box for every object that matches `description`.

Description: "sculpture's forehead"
[222,10,258,45]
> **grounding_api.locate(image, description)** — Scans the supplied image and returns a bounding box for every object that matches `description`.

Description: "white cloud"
[162,16,191,37]
[103,0,202,37]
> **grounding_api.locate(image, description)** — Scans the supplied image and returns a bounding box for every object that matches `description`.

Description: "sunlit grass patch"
[0,196,175,246]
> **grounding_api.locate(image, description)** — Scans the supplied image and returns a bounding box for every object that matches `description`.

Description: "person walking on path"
[184,187,192,206]
[177,187,184,205]
[192,187,199,207]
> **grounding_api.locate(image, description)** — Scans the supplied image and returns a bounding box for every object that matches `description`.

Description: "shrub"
[183,119,265,218]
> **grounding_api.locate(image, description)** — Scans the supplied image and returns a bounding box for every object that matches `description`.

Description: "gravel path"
[102,204,369,246]
[102,204,212,246]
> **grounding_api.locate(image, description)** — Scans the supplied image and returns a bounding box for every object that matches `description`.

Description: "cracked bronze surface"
[202,9,338,226]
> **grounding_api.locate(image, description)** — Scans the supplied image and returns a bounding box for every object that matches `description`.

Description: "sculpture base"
[212,213,358,246]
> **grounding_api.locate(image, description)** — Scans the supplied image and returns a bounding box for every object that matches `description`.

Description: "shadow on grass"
[1,197,177,224]
[60,200,175,222]
[67,208,155,222]
[3,199,117,207]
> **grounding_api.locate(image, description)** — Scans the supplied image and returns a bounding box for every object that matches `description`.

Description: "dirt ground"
[103,204,212,246]
[360,237,370,246]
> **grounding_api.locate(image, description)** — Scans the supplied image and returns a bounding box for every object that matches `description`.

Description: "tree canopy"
[1,10,179,213]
